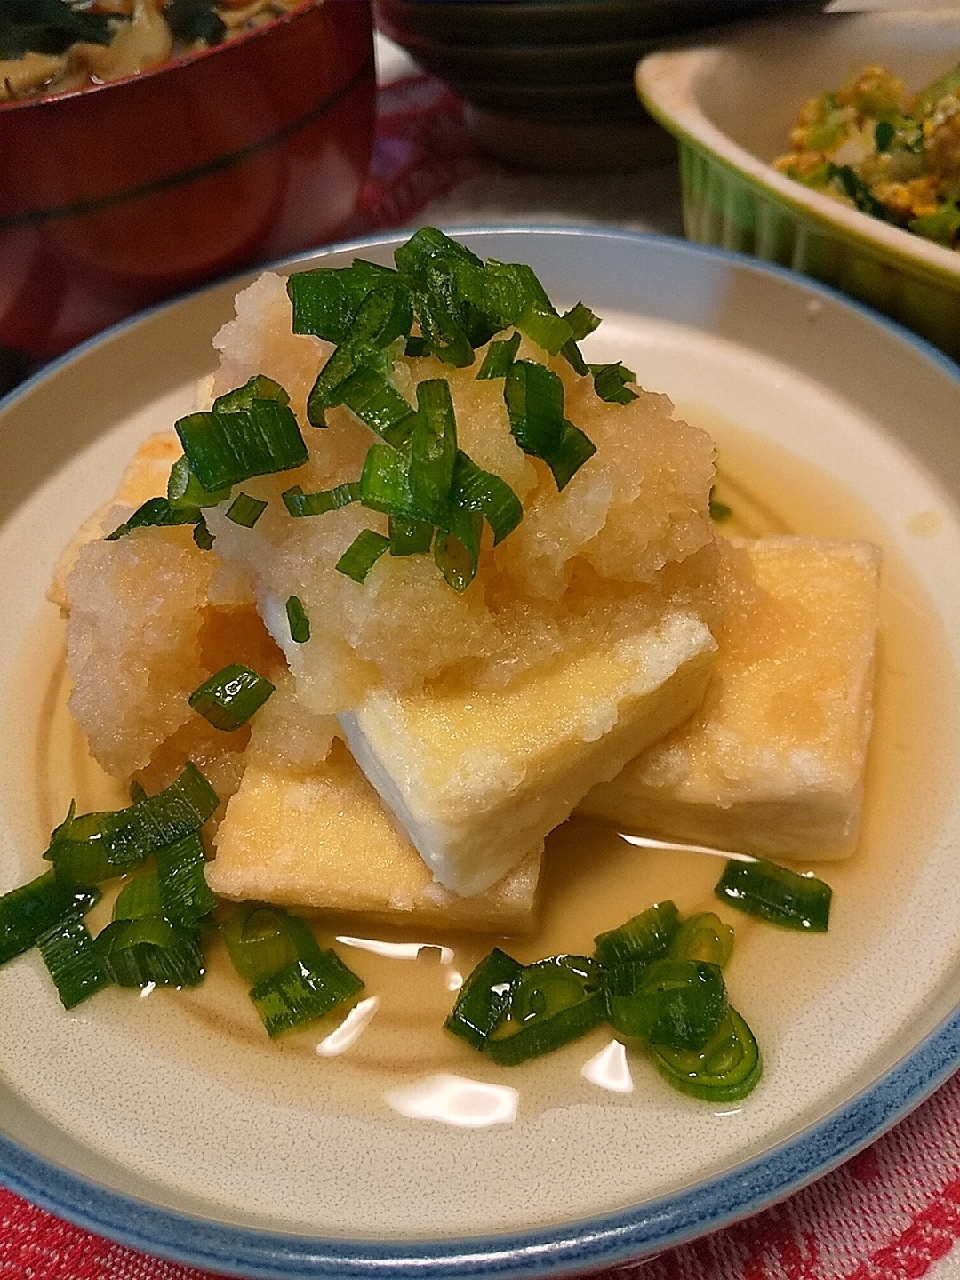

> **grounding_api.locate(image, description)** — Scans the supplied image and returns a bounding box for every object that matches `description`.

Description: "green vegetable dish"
[775,60,960,248]
[0,0,301,102]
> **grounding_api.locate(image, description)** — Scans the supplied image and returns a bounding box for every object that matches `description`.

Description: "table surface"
[5,33,960,1280]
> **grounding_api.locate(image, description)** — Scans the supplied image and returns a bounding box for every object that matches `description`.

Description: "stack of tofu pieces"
[58,437,881,934]
[209,534,881,931]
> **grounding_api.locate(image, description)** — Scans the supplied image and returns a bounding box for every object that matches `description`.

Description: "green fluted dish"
[637,9,960,361]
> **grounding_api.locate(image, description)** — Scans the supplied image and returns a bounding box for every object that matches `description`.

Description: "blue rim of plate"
[2,227,960,1279]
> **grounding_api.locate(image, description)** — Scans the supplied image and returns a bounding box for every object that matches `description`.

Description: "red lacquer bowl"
[0,0,376,360]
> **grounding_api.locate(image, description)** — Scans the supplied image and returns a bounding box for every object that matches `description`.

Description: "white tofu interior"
[338,611,717,896]
[209,741,543,932]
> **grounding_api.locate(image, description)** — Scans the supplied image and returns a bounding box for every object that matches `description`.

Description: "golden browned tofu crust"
[209,741,542,932]
[578,536,881,858]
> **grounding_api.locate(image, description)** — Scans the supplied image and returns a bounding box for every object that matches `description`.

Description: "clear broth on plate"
[28,415,959,1121]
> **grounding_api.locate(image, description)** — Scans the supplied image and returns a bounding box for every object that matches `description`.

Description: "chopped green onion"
[306,345,364,427]
[604,958,727,1051]
[563,302,601,342]
[106,497,201,541]
[346,279,414,349]
[388,515,434,557]
[650,1008,762,1101]
[212,374,289,414]
[155,832,216,927]
[476,332,521,380]
[444,947,523,1049]
[560,338,588,376]
[221,903,318,984]
[515,299,572,356]
[285,595,310,643]
[175,388,308,492]
[287,262,385,341]
[110,863,211,961]
[188,664,276,732]
[467,258,572,356]
[109,764,219,872]
[504,360,596,490]
[45,805,116,885]
[444,894,763,1098]
[708,486,733,523]
[113,871,163,921]
[37,912,110,1009]
[282,482,359,518]
[353,395,521,581]
[46,767,218,882]
[434,509,482,593]
[222,903,363,1035]
[395,227,483,286]
[714,858,832,932]
[358,442,417,520]
[410,380,458,523]
[546,420,597,491]
[395,226,485,285]
[193,517,214,551]
[467,259,539,330]
[336,367,418,447]
[288,267,410,347]
[167,455,231,510]
[107,763,219,867]
[280,233,603,590]
[97,914,204,988]
[590,362,639,405]
[505,359,565,457]
[396,234,483,368]
[250,949,364,1037]
[486,955,606,1066]
[303,284,415,428]
[667,912,735,968]
[336,529,391,583]
[0,872,100,966]
[594,900,680,968]
[226,493,268,528]
[451,453,523,546]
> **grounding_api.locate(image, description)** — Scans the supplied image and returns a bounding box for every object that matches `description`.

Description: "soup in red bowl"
[0,0,376,360]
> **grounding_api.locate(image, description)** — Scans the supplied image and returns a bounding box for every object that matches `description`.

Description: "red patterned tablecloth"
[4,70,960,1280]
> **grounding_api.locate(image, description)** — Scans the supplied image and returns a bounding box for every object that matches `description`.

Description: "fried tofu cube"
[577,537,881,859]
[337,612,717,897]
[208,741,542,932]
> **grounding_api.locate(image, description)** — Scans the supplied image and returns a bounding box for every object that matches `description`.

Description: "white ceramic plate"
[3,228,960,1278]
